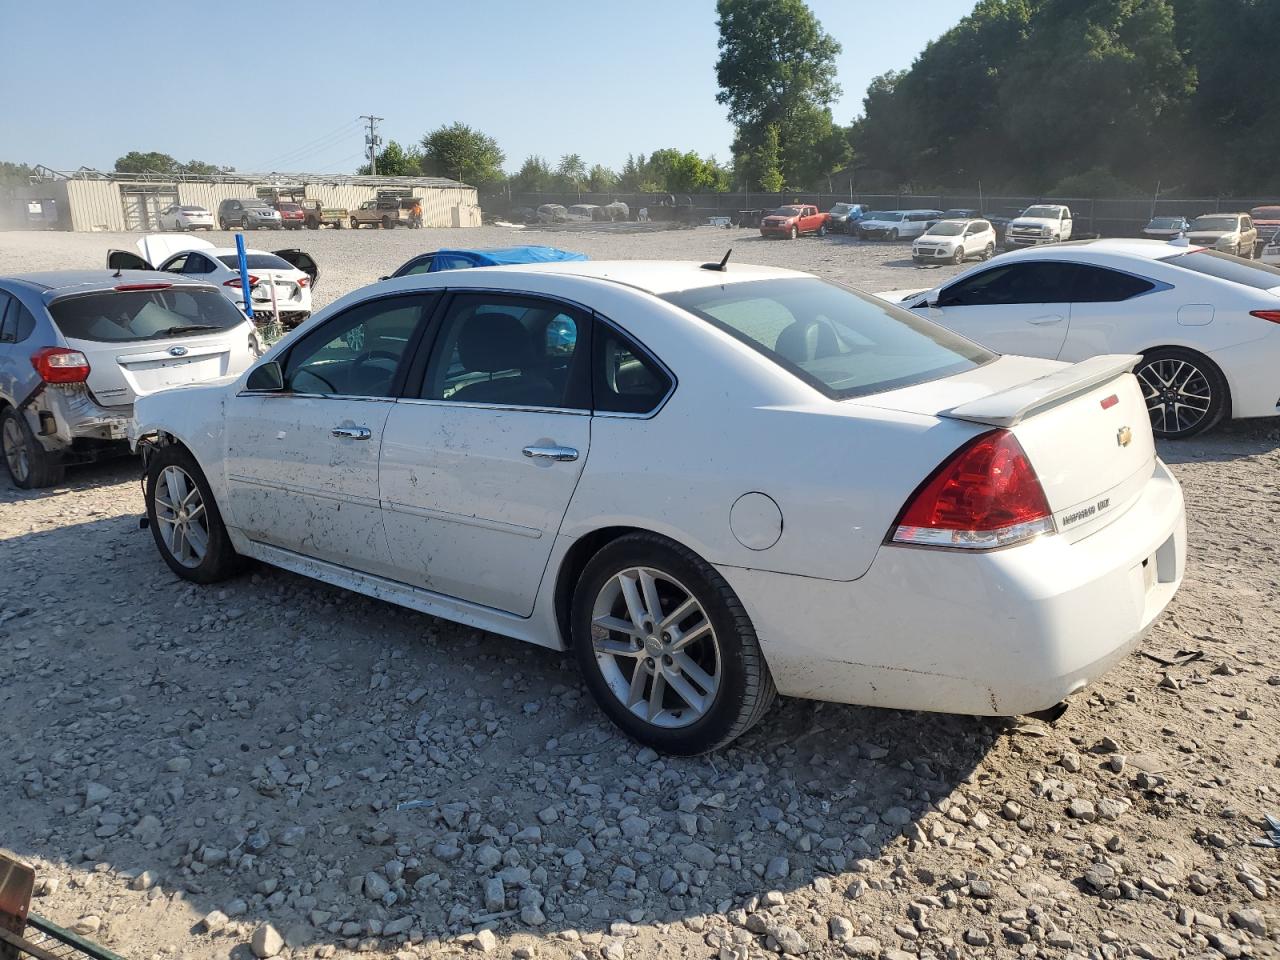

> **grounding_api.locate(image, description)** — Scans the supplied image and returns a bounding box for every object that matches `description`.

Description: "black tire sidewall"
[1139,348,1229,439]
[1,408,61,488]
[570,535,762,754]
[145,445,239,583]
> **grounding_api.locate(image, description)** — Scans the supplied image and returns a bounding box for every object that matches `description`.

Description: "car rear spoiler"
[941,354,1142,427]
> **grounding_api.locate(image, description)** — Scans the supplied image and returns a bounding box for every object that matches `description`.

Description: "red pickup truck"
[760,204,830,239]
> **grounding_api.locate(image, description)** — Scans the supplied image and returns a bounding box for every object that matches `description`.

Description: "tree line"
[7,0,1273,199]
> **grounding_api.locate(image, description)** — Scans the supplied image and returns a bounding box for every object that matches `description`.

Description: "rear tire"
[889,228,899,241]
[1135,347,1229,440]
[382,215,394,230]
[1,407,64,489]
[571,532,777,754]
[817,223,827,237]
[240,216,250,230]
[218,217,228,230]
[982,242,995,260]
[350,218,360,230]
[145,444,241,583]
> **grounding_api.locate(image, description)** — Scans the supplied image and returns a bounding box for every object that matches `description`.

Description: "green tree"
[647,149,730,193]
[587,163,618,192]
[0,161,36,186]
[114,151,179,174]
[510,155,555,193]
[715,0,843,188]
[177,159,224,176]
[419,123,505,186]
[358,140,423,177]
[554,154,587,190]
[736,124,784,191]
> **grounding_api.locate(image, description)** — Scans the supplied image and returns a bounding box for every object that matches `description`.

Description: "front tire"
[350,218,360,230]
[218,217,228,230]
[571,533,776,754]
[1,408,64,489]
[1135,347,1229,440]
[952,246,966,264]
[145,444,241,583]
[789,226,798,240]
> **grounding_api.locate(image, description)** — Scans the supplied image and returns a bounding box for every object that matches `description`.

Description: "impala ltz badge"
[169,346,188,357]
[1117,425,1132,447]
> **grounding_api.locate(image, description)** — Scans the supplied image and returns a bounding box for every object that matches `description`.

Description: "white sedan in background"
[157,204,214,231]
[108,235,319,328]
[882,239,1280,438]
[912,218,998,265]
[132,260,1184,754]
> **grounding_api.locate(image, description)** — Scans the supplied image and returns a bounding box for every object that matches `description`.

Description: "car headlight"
[1041,226,1053,237]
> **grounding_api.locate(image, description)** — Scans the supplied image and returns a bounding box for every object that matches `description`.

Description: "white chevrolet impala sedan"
[133,261,1186,754]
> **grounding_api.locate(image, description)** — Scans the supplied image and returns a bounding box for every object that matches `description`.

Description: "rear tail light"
[31,347,91,384]
[1249,310,1280,324]
[891,429,1055,549]
[114,282,172,291]
[297,277,309,287]
[224,275,260,288]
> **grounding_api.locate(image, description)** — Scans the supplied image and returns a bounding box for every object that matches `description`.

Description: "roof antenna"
[701,249,732,272]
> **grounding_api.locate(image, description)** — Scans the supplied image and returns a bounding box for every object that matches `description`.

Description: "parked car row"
[152,195,433,234]
[1142,207,1278,258]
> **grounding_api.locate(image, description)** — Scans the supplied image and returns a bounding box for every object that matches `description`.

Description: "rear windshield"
[276,203,301,212]
[1160,249,1280,289]
[1250,207,1280,220]
[1148,218,1183,228]
[663,277,993,400]
[50,287,244,343]
[180,206,207,213]
[216,253,295,270]
[874,212,904,221]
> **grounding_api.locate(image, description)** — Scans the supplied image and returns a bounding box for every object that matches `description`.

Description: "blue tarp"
[427,246,588,272]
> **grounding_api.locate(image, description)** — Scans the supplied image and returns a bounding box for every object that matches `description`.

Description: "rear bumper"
[717,459,1186,716]
[22,385,132,454]
[1208,335,1280,420]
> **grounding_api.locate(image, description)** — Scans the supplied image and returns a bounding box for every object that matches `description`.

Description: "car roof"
[1,270,215,300]
[992,238,1192,262]
[462,259,810,295]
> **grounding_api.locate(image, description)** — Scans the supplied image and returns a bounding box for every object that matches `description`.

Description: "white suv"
[912,219,997,264]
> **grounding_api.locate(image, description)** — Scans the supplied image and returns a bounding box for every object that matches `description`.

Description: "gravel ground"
[1,226,1279,960]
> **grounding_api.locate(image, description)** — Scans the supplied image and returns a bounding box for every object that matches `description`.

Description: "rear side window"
[1160,250,1280,289]
[664,277,993,400]
[0,292,16,342]
[49,288,245,342]
[1070,265,1155,302]
[593,323,672,414]
[216,253,293,270]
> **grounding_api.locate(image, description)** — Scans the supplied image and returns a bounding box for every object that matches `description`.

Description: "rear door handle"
[332,426,372,440]
[1027,314,1064,325]
[523,445,578,462]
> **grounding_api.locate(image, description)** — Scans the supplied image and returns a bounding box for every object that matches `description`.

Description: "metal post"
[235,232,254,321]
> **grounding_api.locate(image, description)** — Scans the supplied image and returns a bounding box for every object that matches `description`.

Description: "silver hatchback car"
[0,272,258,488]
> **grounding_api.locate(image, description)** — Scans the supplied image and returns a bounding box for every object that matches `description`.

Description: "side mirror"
[246,360,284,392]
[926,291,940,308]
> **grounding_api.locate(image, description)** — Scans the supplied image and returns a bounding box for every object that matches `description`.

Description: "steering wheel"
[292,367,337,394]
[352,349,399,366]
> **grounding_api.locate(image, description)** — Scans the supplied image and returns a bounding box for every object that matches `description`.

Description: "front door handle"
[1026,314,1064,325]
[523,445,578,462]
[332,426,372,440]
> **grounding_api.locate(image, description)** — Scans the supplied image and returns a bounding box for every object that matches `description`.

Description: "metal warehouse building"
[2,167,482,231]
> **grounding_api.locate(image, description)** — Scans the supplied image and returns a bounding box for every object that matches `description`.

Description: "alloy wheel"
[153,465,210,568]
[1137,358,1212,436]
[2,417,29,484]
[590,566,721,729]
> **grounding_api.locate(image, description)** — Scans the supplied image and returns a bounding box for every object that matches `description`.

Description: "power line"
[251,120,363,171]
[360,115,384,175]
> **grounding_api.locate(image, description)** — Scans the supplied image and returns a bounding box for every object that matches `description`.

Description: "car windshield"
[1160,250,1280,290]
[1148,218,1184,229]
[830,203,853,214]
[1190,216,1238,232]
[216,253,296,270]
[943,210,973,217]
[1250,207,1280,220]
[924,222,965,236]
[49,287,244,343]
[773,206,805,216]
[1022,206,1061,218]
[663,277,993,400]
[874,212,905,222]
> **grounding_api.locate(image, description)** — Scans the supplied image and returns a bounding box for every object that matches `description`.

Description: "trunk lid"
[136,234,215,265]
[68,330,251,406]
[855,354,1156,543]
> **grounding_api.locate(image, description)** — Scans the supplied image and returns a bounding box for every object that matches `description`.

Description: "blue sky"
[0,0,972,175]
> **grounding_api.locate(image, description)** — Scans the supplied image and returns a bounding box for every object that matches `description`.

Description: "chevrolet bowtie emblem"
[1117,426,1132,447]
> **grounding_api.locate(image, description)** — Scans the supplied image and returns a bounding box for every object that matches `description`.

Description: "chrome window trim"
[235,391,396,402]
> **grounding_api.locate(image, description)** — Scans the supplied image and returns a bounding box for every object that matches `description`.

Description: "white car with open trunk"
[131,259,1186,753]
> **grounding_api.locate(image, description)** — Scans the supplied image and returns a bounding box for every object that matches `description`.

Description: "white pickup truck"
[1005,204,1073,247]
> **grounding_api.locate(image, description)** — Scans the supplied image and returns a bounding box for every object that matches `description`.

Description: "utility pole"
[360,115,384,175]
